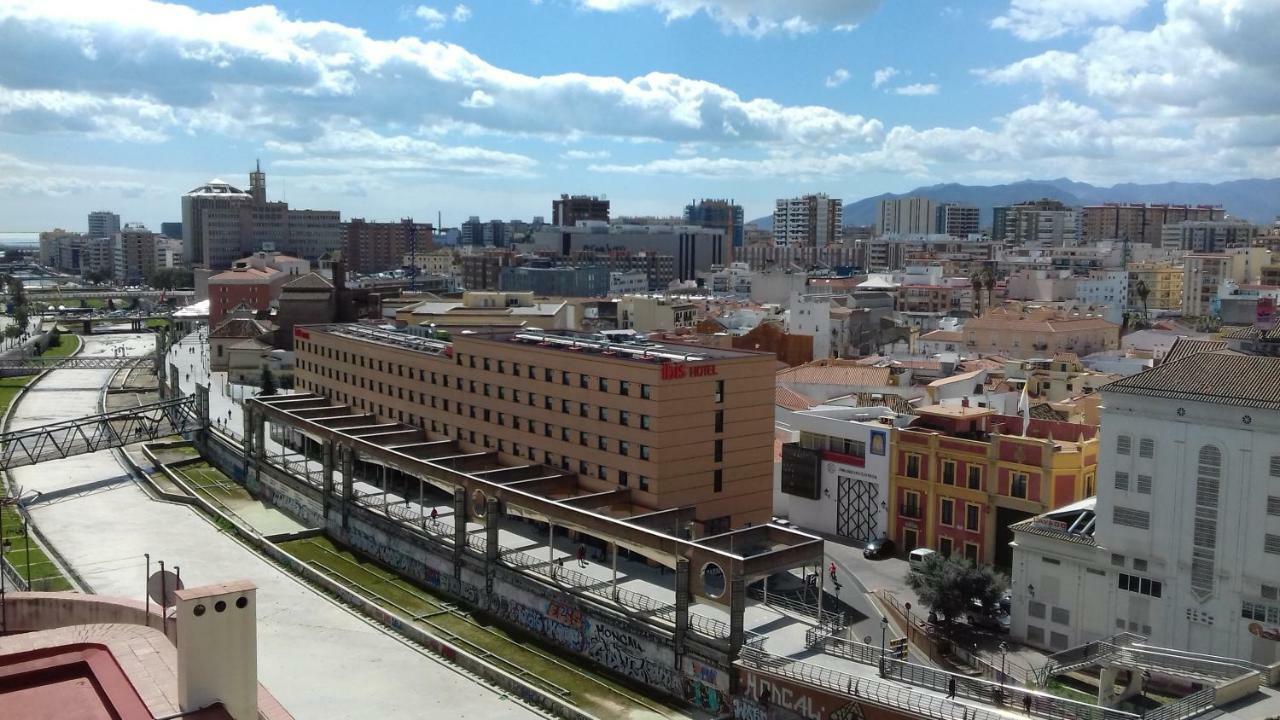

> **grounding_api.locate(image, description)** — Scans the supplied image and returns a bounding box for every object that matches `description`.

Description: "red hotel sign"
[294,328,310,340]
[661,363,718,380]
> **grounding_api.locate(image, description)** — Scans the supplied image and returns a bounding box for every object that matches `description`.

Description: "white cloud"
[892,83,939,96]
[982,0,1280,116]
[871,66,898,88]
[452,4,472,21]
[991,0,1148,41]
[824,68,849,88]
[415,5,448,28]
[562,149,611,160]
[576,0,882,37]
[460,89,494,108]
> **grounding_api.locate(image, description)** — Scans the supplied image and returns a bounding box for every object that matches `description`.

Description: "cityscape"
[2,2,1280,720]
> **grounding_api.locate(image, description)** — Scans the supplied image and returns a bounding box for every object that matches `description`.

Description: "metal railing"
[881,658,1139,720]
[739,647,1004,720]
[747,583,845,627]
[808,634,882,665]
[1142,687,1215,720]
[1038,632,1146,682]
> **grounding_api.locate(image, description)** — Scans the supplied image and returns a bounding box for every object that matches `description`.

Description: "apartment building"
[1003,200,1078,247]
[1182,248,1273,316]
[1082,203,1224,245]
[891,405,1099,567]
[938,203,980,238]
[1162,220,1257,253]
[964,306,1120,358]
[552,194,610,226]
[207,251,309,326]
[1126,263,1184,311]
[292,326,776,532]
[529,224,728,282]
[1010,352,1280,662]
[876,197,937,237]
[774,194,842,246]
[87,210,120,239]
[685,198,745,249]
[343,218,434,274]
[112,223,157,285]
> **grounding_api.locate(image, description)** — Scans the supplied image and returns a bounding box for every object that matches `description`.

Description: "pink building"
[208,252,309,326]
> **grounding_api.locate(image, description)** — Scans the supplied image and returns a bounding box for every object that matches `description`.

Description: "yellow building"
[889,405,1098,567]
[1127,262,1183,311]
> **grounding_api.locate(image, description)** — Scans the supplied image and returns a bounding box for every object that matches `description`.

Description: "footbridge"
[0,356,146,373]
[0,396,203,470]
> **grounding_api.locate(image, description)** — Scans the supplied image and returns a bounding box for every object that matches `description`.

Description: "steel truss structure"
[0,396,201,470]
[0,357,144,373]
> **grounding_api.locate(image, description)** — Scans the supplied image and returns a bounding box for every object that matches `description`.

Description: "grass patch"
[0,375,34,418]
[278,535,679,719]
[41,333,80,358]
[146,318,171,329]
[1045,677,1099,704]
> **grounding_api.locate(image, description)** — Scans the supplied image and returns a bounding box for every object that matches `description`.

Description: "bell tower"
[248,159,266,204]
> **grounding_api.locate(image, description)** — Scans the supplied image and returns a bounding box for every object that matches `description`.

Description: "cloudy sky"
[0,0,1276,230]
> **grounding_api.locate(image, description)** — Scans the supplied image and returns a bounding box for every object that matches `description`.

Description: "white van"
[908,548,936,567]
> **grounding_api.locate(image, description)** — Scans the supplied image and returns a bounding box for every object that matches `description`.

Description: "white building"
[1010,351,1280,663]
[1075,271,1130,324]
[876,197,938,237]
[786,292,838,359]
[608,271,648,296]
[773,194,842,246]
[775,405,897,542]
[88,210,120,239]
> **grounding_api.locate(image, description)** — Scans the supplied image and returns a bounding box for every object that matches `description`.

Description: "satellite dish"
[147,569,184,608]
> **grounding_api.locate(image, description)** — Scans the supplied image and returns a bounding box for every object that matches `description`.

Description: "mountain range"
[749,178,1280,229]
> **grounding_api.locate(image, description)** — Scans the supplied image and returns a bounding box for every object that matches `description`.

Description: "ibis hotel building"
[292,325,776,533]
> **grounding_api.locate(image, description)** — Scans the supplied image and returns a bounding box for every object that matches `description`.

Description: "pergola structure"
[245,392,826,656]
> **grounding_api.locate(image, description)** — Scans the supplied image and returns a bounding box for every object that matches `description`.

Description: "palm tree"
[969,270,985,315]
[1135,279,1150,320]
[981,267,997,312]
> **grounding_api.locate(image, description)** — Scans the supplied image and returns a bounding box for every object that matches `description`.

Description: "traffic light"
[889,637,908,659]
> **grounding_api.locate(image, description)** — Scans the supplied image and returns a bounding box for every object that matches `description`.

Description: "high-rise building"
[875,197,937,236]
[1082,203,1225,245]
[992,206,1011,242]
[181,178,253,268]
[552,194,610,226]
[160,222,183,239]
[530,223,728,282]
[684,199,744,249]
[112,223,157,285]
[773,194,842,246]
[936,203,979,237]
[1160,219,1257,253]
[182,164,341,270]
[1004,199,1078,246]
[342,218,434,275]
[87,211,120,239]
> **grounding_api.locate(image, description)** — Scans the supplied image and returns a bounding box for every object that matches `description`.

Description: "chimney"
[174,580,258,720]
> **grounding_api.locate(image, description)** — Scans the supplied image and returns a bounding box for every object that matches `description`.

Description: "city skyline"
[0,0,1277,230]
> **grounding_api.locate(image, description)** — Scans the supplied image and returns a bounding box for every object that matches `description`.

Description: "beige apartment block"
[293,325,777,532]
[963,306,1120,358]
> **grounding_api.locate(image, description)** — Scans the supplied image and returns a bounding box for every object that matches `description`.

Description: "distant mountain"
[748,178,1280,228]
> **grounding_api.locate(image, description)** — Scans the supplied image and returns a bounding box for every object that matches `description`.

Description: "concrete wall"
[198,431,732,713]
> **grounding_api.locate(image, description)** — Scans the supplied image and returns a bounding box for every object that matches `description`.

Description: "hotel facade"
[292,326,776,533]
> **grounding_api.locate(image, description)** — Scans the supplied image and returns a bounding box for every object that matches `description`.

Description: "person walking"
[430,507,438,521]
[947,676,956,699]
[576,544,587,568]
[1023,694,1033,716]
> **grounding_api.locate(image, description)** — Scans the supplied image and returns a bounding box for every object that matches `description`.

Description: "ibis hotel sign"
[661,362,718,380]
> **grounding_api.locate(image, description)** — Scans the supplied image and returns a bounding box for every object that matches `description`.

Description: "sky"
[0,0,1277,230]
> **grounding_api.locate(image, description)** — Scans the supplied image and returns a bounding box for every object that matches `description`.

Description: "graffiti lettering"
[585,623,679,695]
[547,598,584,629]
[732,697,767,720]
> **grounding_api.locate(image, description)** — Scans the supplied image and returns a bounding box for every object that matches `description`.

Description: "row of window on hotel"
[901,492,982,531]
[297,358,734,433]
[293,378,728,494]
[902,455,1032,499]
[300,341,730,402]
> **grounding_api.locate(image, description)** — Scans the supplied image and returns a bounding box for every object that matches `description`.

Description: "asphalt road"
[7,332,545,720]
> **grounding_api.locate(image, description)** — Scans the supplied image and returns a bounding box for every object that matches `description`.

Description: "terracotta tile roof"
[283,272,334,291]
[966,307,1118,333]
[1104,351,1280,410]
[776,359,893,387]
[1221,325,1280,341]
[921,329,962,342]
[1162,337,1227,364]
[775,386,818,411]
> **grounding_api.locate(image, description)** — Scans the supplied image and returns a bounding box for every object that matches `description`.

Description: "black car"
[863,536,896,559]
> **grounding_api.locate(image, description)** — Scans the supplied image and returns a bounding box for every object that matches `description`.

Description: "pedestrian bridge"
[0,396,203,470]
[0,356,145,374]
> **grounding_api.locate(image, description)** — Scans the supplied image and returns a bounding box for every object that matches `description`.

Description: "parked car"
[863,536,895,559]
[908,547,936,567]
[966,599,1011,633]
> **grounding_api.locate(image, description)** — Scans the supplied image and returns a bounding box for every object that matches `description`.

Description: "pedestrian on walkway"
[829,561,837,584]
[1023,694,1032,715]
[947,676,956,698]
[576,543,587,568]
[430,507,438,521]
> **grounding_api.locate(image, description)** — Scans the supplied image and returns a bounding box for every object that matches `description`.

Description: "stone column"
[340,446,356,530]
[674,557,689,656]
[321,441,335,518]
[729,575,746,661]
[485,496,499,595]
[452,487,467,580]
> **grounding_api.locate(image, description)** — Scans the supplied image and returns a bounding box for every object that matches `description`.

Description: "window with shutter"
[1191,446,1222,600]
[1114,471,1129,491]
[1117,435,1131,455]
[1113,506,1150,529]
[1137,475,1152,494]
[1269,496,1280,517]
[1139,438,1154,458]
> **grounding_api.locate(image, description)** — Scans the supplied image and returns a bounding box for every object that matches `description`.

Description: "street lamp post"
[905,601,913,642]
[999,641,1009,687]
[880,616,889,676]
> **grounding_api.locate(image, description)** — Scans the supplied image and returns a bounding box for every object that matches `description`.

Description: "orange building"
[889,405,1098,567]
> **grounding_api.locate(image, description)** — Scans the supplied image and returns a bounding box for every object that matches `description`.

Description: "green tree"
[149,268,194,290]
[1135,279,1150,319]
[259,366,277,396]
[3,324,20,341]
[905,553,1006,628]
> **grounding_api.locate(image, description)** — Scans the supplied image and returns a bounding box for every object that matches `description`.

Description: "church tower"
[248,159,266,204]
